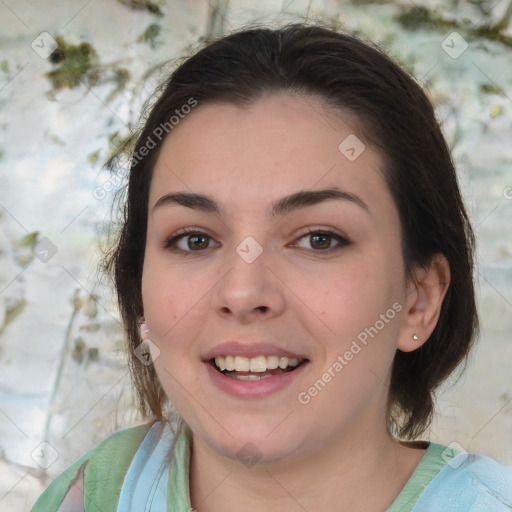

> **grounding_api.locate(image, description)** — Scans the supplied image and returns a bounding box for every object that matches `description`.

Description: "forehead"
[148,93,391,218]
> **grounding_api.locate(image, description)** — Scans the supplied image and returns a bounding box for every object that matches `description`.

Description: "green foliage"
[105,67,131,103]
[44,35,131,103]
[396,4,512,48]
[71,337,86,363]
[397,6,451,30]
[87,347,100,362]
[71,336,100,364]
[16,231,39,248]
[88,150,101,166]
[136,23,163,49]
[116,0,165,16]
[480,83,503,94]
[46,36,100,90]
[0,299,27,334]
[106,130,135,166]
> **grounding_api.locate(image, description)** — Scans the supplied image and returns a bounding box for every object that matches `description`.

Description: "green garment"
[30,422,153,511]
[389,442,459,511]
[30,421,456,511]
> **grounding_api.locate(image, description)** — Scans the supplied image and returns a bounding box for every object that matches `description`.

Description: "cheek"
[141,262,208,419]
[297,252,402,361]
[141,258,196,349]
[295,260,382,325]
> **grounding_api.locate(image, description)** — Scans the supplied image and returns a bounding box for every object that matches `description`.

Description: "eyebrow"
[152,187,369,217]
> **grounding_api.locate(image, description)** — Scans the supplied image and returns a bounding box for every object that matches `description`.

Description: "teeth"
[214,355,302,373]
[225,355,235,371]
[250,355,267,373]
[228,374,274,381]
[266,355,279,370]
[234,356,250,372]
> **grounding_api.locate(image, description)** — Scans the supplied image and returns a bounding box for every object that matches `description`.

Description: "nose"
[210,240,286,324]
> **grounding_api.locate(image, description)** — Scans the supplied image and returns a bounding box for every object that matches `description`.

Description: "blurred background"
[0,0,511,510]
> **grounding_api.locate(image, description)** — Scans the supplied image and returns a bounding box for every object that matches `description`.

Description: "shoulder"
[30,422,155,512]
[413,446,512,511]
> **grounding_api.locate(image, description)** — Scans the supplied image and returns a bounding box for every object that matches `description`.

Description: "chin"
[193,417,309,466]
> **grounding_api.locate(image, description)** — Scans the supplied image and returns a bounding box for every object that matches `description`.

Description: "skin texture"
[141,93,450,511]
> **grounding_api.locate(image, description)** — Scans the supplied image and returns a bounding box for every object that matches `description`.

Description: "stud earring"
[412,333,419,341]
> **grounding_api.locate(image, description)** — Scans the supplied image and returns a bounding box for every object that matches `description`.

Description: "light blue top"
[412,450,512,511]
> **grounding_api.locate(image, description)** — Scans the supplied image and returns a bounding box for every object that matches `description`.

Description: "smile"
[210,355,308,383]
[215,354,302,372]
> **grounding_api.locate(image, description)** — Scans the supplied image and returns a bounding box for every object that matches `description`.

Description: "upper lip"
[203,341,309,361]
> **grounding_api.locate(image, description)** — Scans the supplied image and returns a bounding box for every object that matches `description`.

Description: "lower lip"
[204,361,309,399]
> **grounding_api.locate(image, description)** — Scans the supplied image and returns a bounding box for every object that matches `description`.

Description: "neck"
[189,413,426,512]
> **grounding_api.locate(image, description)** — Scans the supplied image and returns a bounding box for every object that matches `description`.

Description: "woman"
[31,22,512,512]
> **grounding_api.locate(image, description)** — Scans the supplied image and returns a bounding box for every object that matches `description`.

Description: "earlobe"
[139,317,150,340]
[397,253,450,353]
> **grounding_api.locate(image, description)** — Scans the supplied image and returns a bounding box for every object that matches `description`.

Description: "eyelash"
[163,227,350,254]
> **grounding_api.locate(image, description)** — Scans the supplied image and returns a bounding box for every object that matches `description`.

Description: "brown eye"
[185,234,210,250]
[294,230,349,252]
[164,230,219,253]
[309,233,332,250]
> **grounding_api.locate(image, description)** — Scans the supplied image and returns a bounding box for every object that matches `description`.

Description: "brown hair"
[104,22,478,439]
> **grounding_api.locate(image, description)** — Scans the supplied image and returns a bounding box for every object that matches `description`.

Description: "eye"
[292,228,349,252]
[164,229,219,253]
[163,227,349,253]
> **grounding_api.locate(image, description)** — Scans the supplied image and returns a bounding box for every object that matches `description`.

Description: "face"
[142,93,411,465]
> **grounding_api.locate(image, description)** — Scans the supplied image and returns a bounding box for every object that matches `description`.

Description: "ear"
[397,253,450,352]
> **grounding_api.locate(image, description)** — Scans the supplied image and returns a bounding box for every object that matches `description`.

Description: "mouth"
[210,355,309,381]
